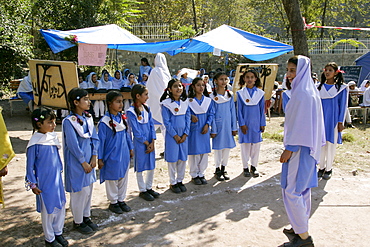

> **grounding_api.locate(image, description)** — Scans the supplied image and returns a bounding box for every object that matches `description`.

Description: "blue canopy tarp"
[355,52,370,84]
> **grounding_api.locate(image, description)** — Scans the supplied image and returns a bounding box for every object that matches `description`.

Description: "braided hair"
[318,62,344,92]
[131,84,150,117]
[188,77,210,98]
[212,72,232,98]
[67,87,91,120]
[31,107,56,133]
[238,69,262,89]
[106,90,128,134]
[160,78,187,102]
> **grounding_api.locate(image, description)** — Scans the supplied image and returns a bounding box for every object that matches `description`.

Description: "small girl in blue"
[187,77,215,185]
[62,88,99,235]
[160,79,190,194]
[26,108,68,247]
[126,84,159,202]
[98,91,133,214]
[237,69,266,178]
[210,72,237,181]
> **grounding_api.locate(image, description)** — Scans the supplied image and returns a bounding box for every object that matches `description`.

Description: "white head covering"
[99,71,112,89]
[87,72,97,89]
[146,53,171,124]
[360,79,369,91]
[284,55,325,163]
[111,70,124,89]
[348,81,356,87]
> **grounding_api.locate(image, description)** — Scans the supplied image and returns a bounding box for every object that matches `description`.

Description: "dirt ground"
[1,101,370,247]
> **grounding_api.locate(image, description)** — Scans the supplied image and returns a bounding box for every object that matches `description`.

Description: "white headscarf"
[99,71,112,89]
[111,70,124,89]
[360,80,369,91]
[284,55,325,163]
[146,53,171,124]
[87,72,97,89]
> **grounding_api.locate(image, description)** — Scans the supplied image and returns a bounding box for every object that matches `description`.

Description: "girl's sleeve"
[259,96,266,126]
[126,130,134,150]
[149,112,157,140]
[91,124,99,156]
[237,93,246,126]
[230,97,237,131]
[282,92,289,112]
[184,108,191,135]
[63,120,86,164]
[210,103,217,134]
[161,105,178,137]
[97,123,106,159]
[127,111,147,143]
[206,101,215,126]
[25,145,38,184]
[338,87,348,123]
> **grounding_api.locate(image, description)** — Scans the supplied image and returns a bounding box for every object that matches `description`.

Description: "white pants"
[70,184,93,224]
[345,108,352,124]
[61,110,69,118]
[105,169,129,204]
[240,143,261,168]
[136,169,154,192]
[214,149,231,168]
[40,197,65,242]
[319,125,338,171]
[168,161,187,185]
[189,154,208,178]
[94,100,105,117]
[282,148,311,234]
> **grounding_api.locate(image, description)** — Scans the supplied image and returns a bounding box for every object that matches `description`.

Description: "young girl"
[317,62,348,180]
[160,79,190,193]
[125,73,138,88]
[25,108,68,247]
[94,71,111,119]
[139,72,149,86]
[126,84,159,201]
[98,91,133,214]
[210,72,237,181]
[280,55,325,247]
[111,70,124,90]
[62,88,99,234]
[237,69,266,177]
[139,57,152,82]
[187,77,215,185]
[282,79,292,112]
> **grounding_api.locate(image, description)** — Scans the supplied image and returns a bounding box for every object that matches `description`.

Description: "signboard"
[78,43,107,66]
[339,65,362,84]
[29,60,78,109]
[232,63,278,100]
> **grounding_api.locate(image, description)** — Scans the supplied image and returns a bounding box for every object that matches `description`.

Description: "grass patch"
[263,132,284,142]
[342,133,355,142]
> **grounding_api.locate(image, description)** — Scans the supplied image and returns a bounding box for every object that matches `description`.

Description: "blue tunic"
[237,87,266,144]
[98,113,133,182]
[282,91,291,112]
[26,144,66,214]
[127,106,156,172]
[321,84,348,144]
[139,65,152,82]
[62,114,99,193]
[162,102,191,162]
[211,94,237,150]
[188,96,215,155]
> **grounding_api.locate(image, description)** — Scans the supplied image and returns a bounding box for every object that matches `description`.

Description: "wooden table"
[88,92,131,100]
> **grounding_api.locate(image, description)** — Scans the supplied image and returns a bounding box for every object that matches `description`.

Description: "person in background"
[202,75,212,94]
[17,72,34,112]
[111,70,124,90]
[139,72,149,86]
[228,69,236,86]
[139,58,152,82]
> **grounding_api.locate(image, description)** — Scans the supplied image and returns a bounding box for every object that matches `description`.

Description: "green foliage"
[262,132,284,142]
[329,39,367,50]
[342,133,355,142]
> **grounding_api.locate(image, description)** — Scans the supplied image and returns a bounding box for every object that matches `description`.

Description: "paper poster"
[78,43,107,66]
[29,60,79,109]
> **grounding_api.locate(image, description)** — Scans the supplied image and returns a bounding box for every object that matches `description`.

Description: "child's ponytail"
[160,88,169,102]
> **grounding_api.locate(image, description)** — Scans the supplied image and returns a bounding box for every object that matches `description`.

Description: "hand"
[180,134,187,143]
[32,187,42,195]
[146,142,155,153]
[240,125,248,135]
[82,162,92,173]
[174,135,181,144]
[191,115,198,123]
[338,122,344,132]
[98,159,104,169]
[280,149,293,163]
[201,124,209,134]
[0,166,8,177]
[210,133,217,138]
[90,155,97,168]
[130,150,134,158]
[260,126,265,133]
[232,131,237,136]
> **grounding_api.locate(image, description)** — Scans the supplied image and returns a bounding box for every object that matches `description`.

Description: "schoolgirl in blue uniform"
[160,79,190,194]
[62,88,99,235]
[187,77,215,185]
[317,62,348,180]
[237,69,266,177]
[26,108,68,247]
[210,72,237,181]
[126,84,159,201]
[98,91,133,214]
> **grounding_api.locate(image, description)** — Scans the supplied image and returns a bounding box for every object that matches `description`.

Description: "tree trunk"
[282,0,309,57]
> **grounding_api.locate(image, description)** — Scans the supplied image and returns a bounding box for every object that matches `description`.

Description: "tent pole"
[116,46,118,70]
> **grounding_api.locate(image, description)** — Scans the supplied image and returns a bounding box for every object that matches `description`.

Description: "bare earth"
[1,101,370,247]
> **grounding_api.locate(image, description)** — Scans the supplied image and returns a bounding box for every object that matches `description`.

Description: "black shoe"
[346,123,355,128]
[283,235,314,247]
[214,168,225,181]
[317,169,325,178]
[109,203,124,214]
[251,166,259,177]
[73,222,94,234]
[199,176,207,184]
[221,166,230,180]
[192,176,202,185]
[83,217,98,231]
[139,191,155,201]
[243,168,251,177]
[160,152,165,157]
[147,189,160,198]
[323,170,332,180]
[45,240,62,247]
[283,228,298,241]
[55,235,69,247]
[177,182,187,192]
[170,184,181,193]
[118,201,131,212]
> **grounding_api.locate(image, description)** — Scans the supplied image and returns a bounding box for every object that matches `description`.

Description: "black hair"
[287,55,299,66]
[212,72,232,98]
[31,107,56,132]
[67,87,91,118]
[188,77,210,98]
[160,78,187,102]
[131,84,150,117]
[141,57,150,66]
[238,69,262,89]
[318,62,344,92]
[106,90,128,134]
